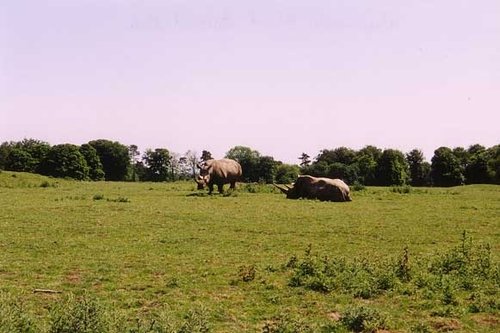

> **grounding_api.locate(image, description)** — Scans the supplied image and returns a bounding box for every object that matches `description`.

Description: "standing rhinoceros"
[195,158,242,194]
[274,175,352,202]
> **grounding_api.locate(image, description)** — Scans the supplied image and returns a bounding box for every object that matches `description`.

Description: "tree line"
[0,138,498,186]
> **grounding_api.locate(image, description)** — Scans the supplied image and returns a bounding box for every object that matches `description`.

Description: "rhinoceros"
[195,158,242,194]
[274,175,352,202]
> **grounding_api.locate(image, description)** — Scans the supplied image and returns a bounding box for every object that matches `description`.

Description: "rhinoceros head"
[195,175,209,189]
[273,183,299,199]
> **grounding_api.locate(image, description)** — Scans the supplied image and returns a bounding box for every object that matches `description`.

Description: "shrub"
[106,197,130,203]
[410,322,432,333]
[241,183,276,194]
[390,185,412,194]
[48,293,108,333]
[177,308,210,333]
[0,293,37,333]
[93,194,105,201]
[340,305,388,333]
[284,234,499,316]
[237,265,256,282]
[351,182,366,192]
[40,180,58,188]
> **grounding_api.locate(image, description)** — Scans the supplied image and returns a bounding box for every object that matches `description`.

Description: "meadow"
[0,171,498,332]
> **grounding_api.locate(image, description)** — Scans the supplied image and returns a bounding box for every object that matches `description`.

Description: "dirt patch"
[430,318,462,331]
[65,270,82,285]
[472,314,500,328]
[327,311,341,321]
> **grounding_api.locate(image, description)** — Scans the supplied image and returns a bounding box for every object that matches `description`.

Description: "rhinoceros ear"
[273,184,289,194]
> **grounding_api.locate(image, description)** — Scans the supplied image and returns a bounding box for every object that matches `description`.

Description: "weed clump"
[230,265,257,285]
[92,194,105,201]
[0,291,212,333]
[238,265,257,282]
[241,183,276,194]
[0,293,38,333]
[351,182,366,192]
[285,233,499,315]
[340,305,388,333]
[40,181,58,188]
[48,293,108,333]
[287,246,402,298]
[107,197,130,203]
[391,185,413,194]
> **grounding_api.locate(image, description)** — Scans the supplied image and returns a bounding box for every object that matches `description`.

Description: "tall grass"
[0,171,498,332]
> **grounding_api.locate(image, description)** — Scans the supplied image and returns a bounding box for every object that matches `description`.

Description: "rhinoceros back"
[294,175,351,202]
[208,159,242,183]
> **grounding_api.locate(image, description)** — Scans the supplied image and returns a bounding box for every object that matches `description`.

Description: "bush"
[351,182,366,192]
[0,293,37,333]
[40,181,58,188]
[287,247,401,298]
[391,185,412,194]
[238,265,256,282]
[240,183,276,194]
[106,197,130,203]
[177,308,210,333]
[284,235,499,315]
[340,305,388,333]
[49,293,108,333]
[93,194,105,201]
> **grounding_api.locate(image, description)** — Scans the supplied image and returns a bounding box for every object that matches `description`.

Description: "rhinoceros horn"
[273,184,289,194]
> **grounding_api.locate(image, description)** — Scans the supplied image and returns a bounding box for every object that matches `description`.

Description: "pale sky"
[1,0,499,164]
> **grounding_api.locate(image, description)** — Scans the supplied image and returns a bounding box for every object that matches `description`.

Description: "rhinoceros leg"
[208,183,214,194]
[230,181,236,189]
[217,184,224,193]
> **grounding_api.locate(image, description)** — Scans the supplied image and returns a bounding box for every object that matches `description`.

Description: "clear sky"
[1,0,499,164]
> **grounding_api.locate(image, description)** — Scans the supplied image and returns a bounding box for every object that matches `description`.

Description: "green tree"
[128,145,141,181]
[5,148,37,172]
[298,153,311,168]
[327,162,359,184]
[376,149,410,186]
[79,144,105,181]
[39,144,89,180]
[133,161,148,182]
[354,146,382,185]
[275,163,300,184]
[88,139,131,181]
[315,147,356,165]
[0,141,15,170]
[257,156,278,183]
[142,148,171,182]
[4,139,51,173]
[225,146,260,182]
[305,160,329,178]
[307,147,358,182]
[201,150,213,162]
[431,147,465,186]
[183,150,199,179]
[486,145,500,184]
[464,144,490,184]
[406,149,431,186]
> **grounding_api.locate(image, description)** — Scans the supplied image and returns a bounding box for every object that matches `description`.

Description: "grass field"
[0,171,498,332]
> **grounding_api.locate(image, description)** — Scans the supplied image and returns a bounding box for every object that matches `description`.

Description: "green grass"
[0,171,498,332]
